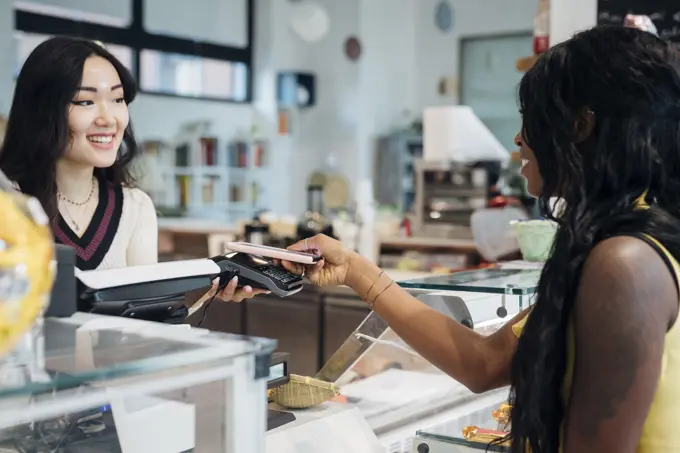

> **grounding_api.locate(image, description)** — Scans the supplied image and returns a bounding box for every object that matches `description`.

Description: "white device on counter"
[225,241,322,264]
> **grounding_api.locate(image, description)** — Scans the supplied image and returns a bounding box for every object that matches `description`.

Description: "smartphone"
[225,242,322,264]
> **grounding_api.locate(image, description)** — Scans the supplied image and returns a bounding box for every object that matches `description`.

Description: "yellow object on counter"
[0,188,55,357]
[462,426,510,445]
[492,402,512,426]
[268,374,340,409]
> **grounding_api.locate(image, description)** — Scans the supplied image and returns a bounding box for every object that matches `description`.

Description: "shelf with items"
[227,139,269,169]
[375,133,423,214]
[377,235,481,273]
[224,140,270,219]
[414,160,490,240]
[141,127,271,222]
[413,395,510,452]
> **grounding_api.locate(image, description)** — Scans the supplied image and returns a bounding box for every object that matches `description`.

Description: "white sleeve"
[126,189,159,267]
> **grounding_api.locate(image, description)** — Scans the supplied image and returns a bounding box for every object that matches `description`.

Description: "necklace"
[58,178,95,207]
[58,178,97,233]
[60,203,83,232]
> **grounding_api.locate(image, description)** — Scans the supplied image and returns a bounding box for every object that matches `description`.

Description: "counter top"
[157,217,237,234]
[379,236,477,251]
[158,219,477,252]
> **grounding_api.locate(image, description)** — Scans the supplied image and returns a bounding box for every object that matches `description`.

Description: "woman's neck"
[56,159,95,202]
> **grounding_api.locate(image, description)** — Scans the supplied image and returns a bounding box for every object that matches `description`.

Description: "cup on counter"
[510,219,558,262]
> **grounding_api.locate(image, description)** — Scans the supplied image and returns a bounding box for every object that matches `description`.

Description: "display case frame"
[0,313,276,453]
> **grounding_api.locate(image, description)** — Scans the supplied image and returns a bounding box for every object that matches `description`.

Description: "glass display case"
[413,395,509,452]
[399,267,539,318]
[317,264,538,448]
[0,312,276,453]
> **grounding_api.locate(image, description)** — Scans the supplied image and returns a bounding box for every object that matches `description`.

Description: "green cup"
[511,219,558,262]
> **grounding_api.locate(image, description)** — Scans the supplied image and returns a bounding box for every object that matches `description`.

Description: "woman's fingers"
[216,280,270,302]
[215,276,238,300]
[230,286,269,302]
[281,260,305,275]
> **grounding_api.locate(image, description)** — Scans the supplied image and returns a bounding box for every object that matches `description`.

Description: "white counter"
[267,403,383,453]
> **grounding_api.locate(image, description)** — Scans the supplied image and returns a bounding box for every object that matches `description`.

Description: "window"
[143,0,247,48]
[13,0,131,27]
[140,50,247,101]
[14,32,134,76]
[12,0,254,103]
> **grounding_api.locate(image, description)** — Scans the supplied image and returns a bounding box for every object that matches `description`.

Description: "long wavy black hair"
[506,26,680,452]
[0,36,140,222]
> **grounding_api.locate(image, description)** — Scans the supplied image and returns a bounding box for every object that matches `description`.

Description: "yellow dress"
[512,234,680,451]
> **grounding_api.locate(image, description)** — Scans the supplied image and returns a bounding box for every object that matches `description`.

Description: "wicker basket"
[268,374,340,409]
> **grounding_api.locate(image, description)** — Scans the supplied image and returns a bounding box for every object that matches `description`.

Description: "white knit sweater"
[96,187,158,270]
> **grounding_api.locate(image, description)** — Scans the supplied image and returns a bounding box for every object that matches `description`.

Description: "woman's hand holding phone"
[280,234,359,287]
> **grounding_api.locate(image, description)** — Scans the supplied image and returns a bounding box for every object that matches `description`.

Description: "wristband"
[364,270,384,300]
[368,280,395,310]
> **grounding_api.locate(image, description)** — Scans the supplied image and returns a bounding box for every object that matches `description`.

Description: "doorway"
[460,32,532,150]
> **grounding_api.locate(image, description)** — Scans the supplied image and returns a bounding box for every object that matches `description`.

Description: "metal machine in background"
[413,160,493,240]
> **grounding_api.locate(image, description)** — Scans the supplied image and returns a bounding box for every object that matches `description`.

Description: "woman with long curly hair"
[282,26,680,452]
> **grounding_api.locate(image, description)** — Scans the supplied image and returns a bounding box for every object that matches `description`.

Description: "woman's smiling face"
[64,56,129,169]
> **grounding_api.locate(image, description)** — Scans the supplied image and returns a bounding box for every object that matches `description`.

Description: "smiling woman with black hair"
[1,37,145,271]
[280,26,680,452]
[0,36,264,302]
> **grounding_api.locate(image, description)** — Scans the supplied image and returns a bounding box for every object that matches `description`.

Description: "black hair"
[0,36,139,221]
[505,26,680,452]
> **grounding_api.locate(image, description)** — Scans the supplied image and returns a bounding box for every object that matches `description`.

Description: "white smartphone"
[225,242,322,265]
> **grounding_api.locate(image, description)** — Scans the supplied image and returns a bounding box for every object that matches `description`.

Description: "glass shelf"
[398,268,540,295]
[0,313,276,435]
[414,395,509,452]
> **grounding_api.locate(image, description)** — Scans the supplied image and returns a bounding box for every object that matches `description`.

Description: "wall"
[550,0,597,45]
[354,0,418,182]
[254,0,362,215]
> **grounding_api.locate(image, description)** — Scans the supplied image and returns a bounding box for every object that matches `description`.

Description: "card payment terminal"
[211,252,304,297]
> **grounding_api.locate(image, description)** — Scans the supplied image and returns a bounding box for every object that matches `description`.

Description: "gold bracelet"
[364,271,384,300]
[368,280,394,310]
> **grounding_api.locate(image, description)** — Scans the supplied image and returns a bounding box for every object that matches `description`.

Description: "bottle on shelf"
[229,141,249,168]
[200,137,218,166]
[533,0,550,55]
[175,144,190,167]
[177,175,190,208]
